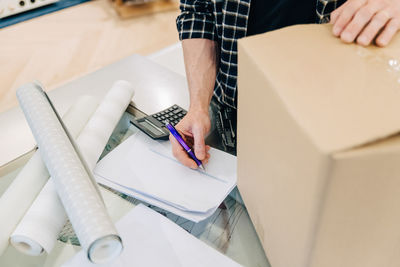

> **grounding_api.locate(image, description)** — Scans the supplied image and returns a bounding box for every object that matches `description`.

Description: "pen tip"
[199,165,206,171]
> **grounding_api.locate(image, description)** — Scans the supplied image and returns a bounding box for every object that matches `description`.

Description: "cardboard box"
[237,24,400,267]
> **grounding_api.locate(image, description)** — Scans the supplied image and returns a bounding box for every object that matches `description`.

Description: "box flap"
[239,24,400,153]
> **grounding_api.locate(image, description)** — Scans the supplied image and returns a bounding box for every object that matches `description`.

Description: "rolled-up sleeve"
[176,0,216,41]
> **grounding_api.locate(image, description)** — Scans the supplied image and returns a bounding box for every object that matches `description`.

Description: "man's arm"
[170,39,217,169]
[331,0,400,46]
[172,0,218,169]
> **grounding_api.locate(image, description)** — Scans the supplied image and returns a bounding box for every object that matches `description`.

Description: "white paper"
[94,131,236,215]
[62,204,242,267]
[16,83,124,263]
[11,81,135,258]
[95,175,216,223]
[0,95,98,256]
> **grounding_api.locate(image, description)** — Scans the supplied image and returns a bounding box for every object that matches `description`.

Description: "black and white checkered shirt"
[176,0,345,108]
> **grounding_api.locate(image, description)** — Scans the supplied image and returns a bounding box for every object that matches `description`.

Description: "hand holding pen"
[167,119,210,170]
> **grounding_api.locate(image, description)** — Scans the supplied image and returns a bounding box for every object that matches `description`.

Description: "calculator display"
[139,120,163,136]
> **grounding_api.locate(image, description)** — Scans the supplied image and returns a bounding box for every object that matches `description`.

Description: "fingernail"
[357,36,368,46]
[341,32,352,42]
[333,26,341,36]
[377,37,388,47]
[377,36,390,46]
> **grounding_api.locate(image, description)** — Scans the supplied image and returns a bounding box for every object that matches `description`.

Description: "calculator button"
[182,111,187,115]
[172,115,178,119]
[173,109,182,114]
[165,114,170,118]
[174,120,179,125]
[169,108,174,111]
[172,105,178,109]
[160,116,165,120]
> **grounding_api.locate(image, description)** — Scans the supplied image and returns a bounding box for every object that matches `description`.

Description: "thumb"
[192,125,206,160]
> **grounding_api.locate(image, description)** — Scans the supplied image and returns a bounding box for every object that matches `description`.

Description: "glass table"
[0,104,270,267]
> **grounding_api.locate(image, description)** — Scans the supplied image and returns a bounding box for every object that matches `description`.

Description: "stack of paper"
[62,204,242,267]
[94,131,237,222]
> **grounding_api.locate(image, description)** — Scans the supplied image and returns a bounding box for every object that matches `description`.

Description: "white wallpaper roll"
[11,81,135,257]
[16,81,133,264]
[78,81,135,170]
[10,180,65,256]
[0,95,98,256]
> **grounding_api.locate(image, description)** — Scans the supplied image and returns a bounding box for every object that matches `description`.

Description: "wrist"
[188,108,209,121]
[189,97,211,113]
[189,103,210,115]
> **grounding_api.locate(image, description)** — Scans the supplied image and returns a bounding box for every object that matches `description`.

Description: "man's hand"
[171,39,217,168]
[170,109,211,169]
[331,0,400,46]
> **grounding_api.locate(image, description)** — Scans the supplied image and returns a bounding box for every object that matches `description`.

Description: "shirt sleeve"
[176,0,217,41]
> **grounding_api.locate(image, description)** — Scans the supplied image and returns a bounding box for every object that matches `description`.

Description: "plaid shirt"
[176,0,345,108]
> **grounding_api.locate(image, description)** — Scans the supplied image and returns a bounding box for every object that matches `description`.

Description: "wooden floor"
[0,0,180,113]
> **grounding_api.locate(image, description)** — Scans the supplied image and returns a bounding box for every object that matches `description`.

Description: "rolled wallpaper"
[0,95,98,256]
[16,81,134,263]
[11,80,135,257]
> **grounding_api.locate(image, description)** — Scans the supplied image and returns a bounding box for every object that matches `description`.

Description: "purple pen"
[165,122,205,171]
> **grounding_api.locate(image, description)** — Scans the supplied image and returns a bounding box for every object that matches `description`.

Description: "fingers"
[169,109,211,169]
[376,18,400,46]
[192,125,206,160]
[170,134,197,169]
[342,2,384,43]
[169,133,211,169]
[357,9,392,45]
[332,0,366,37]
[331,0,400,46]
[330,5,343,24]
[202,152,211,164]
[202,145,211,164]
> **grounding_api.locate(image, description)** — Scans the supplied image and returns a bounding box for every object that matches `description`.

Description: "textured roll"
[10,180,66,256]
[11,80,135,257]
[16,81,133,263]
[0,95,98,256]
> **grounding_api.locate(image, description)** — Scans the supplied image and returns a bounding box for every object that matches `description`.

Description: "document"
[62,204,242,267]
[96,176,217,222]
[94,131,237,221]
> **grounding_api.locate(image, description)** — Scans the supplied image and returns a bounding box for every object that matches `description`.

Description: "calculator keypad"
[151,105,187,126]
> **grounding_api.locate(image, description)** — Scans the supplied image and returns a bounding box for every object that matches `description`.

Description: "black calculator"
[130,104,187,140]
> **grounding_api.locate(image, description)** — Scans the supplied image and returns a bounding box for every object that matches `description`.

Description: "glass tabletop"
[0,106,270,267]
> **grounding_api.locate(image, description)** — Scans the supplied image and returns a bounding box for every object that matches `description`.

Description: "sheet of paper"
[62,204,242,267]
[94,131,237,213]
[96,175,216,223]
